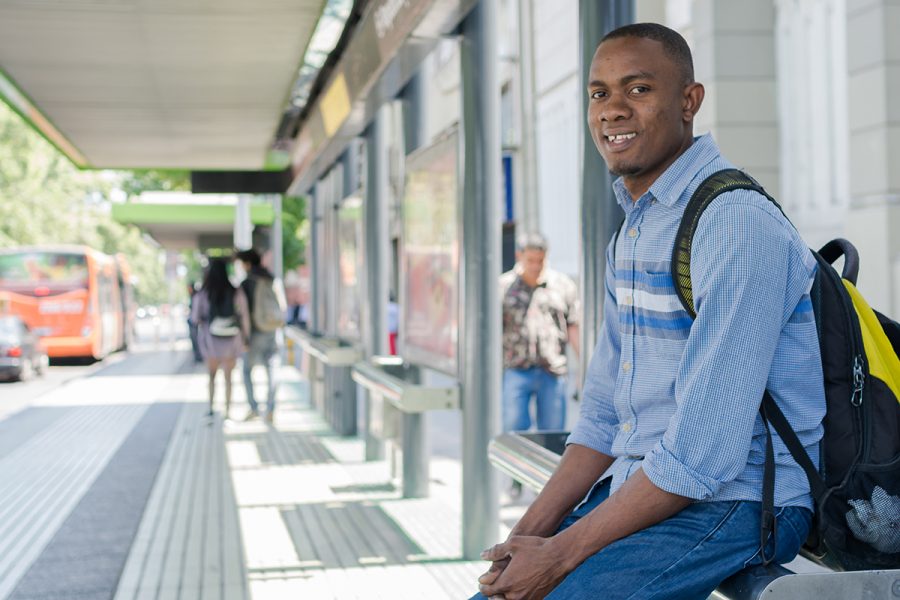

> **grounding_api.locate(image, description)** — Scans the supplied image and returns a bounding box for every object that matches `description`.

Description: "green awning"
[112,201,274,250]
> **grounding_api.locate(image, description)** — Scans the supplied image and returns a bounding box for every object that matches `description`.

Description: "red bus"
[0,246,126,359]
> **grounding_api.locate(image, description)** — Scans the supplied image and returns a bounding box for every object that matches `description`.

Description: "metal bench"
[284,326,362,435]
[351,356,459,498]
[488,432,900,600]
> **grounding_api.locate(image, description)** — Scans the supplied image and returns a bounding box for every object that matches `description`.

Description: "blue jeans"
[243,331,278,413]
[502,367,567,431]
[471,479,811,600]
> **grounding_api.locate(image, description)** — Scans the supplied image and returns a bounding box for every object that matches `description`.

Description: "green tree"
[0,102,169,304]
[118,169,190,198]
[282,195,308,271]
[0,102,300,303]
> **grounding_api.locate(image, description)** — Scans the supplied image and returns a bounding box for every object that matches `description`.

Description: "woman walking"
[191,258,250,418]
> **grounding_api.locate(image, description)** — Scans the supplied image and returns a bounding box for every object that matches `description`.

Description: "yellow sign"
[320,73,351,138]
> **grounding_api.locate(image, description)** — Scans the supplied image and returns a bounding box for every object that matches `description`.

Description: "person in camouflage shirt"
[499,232,580,433]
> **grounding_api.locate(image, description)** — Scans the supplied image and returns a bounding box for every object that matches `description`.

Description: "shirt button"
[622,295,633,306]
[622,361,632,372]
[622,422,633,433]
[627,228,637,238]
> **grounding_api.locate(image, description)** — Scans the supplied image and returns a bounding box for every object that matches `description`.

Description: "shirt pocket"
[627,269,689,346]
[634,269,675,297]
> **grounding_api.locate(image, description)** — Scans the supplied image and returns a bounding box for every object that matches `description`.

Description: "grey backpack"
[252,277,286,332]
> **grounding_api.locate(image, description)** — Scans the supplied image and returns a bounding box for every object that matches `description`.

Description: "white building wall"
[844,0,900,315]
[776,0,850,250]
[688,0,781,194]
[423,40,461,145]
[531,0,580,278]
[535,75,581,277]
[413,1,896,313]
[532,0,579,94]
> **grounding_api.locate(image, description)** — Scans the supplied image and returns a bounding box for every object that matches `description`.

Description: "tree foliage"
[0,102,307,301]
[118,169,190,198]
[282,195,308,272]
[0,102,169,304]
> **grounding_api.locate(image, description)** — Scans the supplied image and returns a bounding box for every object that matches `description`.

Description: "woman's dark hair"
[235,248,262,267]
[201,258,235,313]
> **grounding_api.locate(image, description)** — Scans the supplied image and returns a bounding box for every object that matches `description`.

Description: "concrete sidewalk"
[0,348,491,600]
[114,364,485,600]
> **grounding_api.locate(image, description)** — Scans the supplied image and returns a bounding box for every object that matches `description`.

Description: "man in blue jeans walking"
[236,249,280,424]
[500,232,579,435]
[474,23,825,600]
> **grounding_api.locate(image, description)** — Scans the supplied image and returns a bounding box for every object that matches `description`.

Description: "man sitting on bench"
[473,22,826,600]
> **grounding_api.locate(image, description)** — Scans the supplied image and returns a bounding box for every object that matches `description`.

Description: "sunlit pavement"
[0,328,497,599]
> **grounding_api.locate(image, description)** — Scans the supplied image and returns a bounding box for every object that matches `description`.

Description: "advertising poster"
[336,194,364,341]
[401,131,459,376]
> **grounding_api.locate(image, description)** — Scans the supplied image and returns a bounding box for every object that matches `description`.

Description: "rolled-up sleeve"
[642,195,809,500]
[568,237,621,455]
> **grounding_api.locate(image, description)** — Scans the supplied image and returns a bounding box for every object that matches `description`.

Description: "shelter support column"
[309,184,321,335]
[399,73,429,499]
[364,107,391,461]
[460,0,502,560]
[578,0,631,380]
[515,0,539,232]
[845,0,900,316]
[272,195,283,282]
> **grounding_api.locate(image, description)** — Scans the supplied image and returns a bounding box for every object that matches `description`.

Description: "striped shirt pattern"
[568,134,826,508]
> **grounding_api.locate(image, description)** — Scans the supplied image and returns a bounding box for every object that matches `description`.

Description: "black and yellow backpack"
[672,169,900,570]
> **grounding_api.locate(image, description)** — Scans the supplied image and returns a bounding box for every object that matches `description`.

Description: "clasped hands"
[477,535,570,600]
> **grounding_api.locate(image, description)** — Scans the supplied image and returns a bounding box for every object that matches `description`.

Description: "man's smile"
[604,131,638,150]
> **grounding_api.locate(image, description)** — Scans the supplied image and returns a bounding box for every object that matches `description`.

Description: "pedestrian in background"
[500,232,580,434]
[235,249,284,423]
[284,268,307,328]
[186,280,203,363]
[191,259,249,418]
[387,292,399,355]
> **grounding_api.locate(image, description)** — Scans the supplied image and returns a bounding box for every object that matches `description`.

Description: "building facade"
[412,0,899,317]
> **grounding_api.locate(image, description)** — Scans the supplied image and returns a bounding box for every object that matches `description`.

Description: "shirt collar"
[514,263,548,286]
[612,133,722,211]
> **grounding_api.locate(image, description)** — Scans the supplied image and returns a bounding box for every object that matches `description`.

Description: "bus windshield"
[0,251,89,294]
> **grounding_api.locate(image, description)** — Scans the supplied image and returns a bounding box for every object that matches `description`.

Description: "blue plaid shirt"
[568,134,826,509]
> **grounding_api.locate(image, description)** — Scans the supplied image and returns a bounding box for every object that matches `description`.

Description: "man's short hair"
[235,248,261,266]
[600,22,694,85]
[516,232,548,253]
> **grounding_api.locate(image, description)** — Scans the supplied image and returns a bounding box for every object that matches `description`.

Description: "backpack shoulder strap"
[671,168,782,318]
[672,170,800,565]
[611,216,626,262]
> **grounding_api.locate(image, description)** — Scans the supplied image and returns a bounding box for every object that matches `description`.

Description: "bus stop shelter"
[2,1,899,598]
[0,0,632,561]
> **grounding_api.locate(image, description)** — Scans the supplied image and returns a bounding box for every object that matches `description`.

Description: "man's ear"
[682,82,705,122]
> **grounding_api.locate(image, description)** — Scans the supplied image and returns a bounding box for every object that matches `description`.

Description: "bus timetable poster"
[400,131,460,376]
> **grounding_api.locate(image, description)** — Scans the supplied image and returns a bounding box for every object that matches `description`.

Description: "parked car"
[0,315,48,381]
